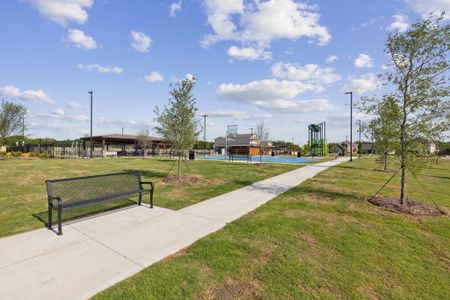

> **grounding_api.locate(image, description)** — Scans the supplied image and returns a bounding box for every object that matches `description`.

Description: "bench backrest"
[46,171,142,207]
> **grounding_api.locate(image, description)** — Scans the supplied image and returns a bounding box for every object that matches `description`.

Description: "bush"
[10,151,23,157]
[21,152,31,158]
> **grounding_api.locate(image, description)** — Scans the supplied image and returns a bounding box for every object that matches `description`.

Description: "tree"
[256,120,270,163]
[137,128,151,157]
[363,96,399,171]
[0,101,27,146]
[365,14,449,204]
[154,77,200,178]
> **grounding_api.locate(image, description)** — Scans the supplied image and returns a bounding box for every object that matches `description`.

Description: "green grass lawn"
[0,157,300,237]
[93,157,450,300]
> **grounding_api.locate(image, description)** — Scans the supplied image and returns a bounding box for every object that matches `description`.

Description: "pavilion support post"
[102,139,106,157]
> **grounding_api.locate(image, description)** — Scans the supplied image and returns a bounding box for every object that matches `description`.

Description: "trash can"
[297,151,301,157]
[271,151,275,157]
[188,150,195,160]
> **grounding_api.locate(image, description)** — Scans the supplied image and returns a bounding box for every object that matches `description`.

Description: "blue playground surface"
[198,155,319,164]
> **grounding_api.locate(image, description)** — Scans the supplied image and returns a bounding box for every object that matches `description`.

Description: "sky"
[0,0,449,145]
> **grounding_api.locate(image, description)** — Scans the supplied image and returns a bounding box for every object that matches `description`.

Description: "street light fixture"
[345,91,353,162]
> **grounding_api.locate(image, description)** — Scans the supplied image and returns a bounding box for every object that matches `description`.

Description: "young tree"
[366,14,449,204]
[364,96,399,171]
[0,101,27,146]
[154,76,200,178]
[256,120,270,163]
[137,128,151,157]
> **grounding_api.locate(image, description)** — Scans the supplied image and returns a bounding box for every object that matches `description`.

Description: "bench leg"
[138,192,142,205]
[48,204,52,229]
[150,189,154,208]
[57,205,62,235]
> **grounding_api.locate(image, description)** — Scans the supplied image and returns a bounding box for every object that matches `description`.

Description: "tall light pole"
[345,91,353,162]
[122,127,124,135]
[89,91,93,158]
[358,119,362,158]
[203,114,207,156]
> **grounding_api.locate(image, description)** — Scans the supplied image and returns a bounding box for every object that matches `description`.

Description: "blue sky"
[1,0,448,144]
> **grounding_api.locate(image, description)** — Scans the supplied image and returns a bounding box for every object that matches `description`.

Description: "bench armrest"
[48,196,62,207]
[140,181,154,189]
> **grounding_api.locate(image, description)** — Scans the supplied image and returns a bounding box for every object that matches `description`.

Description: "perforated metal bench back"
[47,171,141,208]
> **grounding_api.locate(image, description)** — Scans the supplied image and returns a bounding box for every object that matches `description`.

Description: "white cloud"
[227,46,272,61]
[405,0,450,19]
[130,31,151,53]
[0,85,55,104]
[52,108,65,116]
[388,14,410,32]
[39,112,89,122]
[144,72,164,82]
[26,0,94,27]
[78,64,123,74]
[170,1,182,17]
[66,29,97,49]
[208,109,272,120]
[185,73,196,81]
[202,0,331,53]
[67,101,81,109]
[217,79,335,112]
[342,73,380,94]
[354,53,374,68]
[271,62,341,90]
[326,55,338,63]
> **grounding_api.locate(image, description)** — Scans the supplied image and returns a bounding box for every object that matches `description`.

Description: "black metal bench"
[45,171,154,235]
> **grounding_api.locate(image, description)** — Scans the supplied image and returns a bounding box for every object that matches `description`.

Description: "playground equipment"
[308,122,327,157]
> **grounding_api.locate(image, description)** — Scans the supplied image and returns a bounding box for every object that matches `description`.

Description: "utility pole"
[345,91,353,161]
[203,114,207,156]
[89,91,93,158]
[358,120,362,158]
[122,127,124,135]
[250,128,253,135]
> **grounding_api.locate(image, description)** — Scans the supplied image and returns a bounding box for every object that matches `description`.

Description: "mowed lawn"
[93,158,450,299]
[0,157,299,237]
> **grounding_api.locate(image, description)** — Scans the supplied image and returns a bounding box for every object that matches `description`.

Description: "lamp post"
[89,91,93,158]
[345,91,353,162]
[203,114,207,156]
[358,119,361,158]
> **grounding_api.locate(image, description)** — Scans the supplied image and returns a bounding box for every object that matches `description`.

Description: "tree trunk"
[400,159,407,205]
[177,155,181,179]
[384,152,388,171]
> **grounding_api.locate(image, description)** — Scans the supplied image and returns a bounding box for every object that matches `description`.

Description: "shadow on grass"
[430,175,450,180]
[335,165,371,171]
[32,199,137,228]
[232,179,254,186]
[123,169,168,179]
[290,184,360,202]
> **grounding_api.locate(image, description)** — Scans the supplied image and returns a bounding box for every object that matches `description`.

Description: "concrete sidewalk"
[0,158,348,300]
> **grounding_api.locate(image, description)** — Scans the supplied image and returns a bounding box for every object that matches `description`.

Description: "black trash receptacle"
[188,150,195,160]
[297,151,302,157]
[271,151,275,157]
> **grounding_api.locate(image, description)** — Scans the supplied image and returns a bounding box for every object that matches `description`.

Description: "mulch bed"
[161,175,200,185]
[368,195,446,216]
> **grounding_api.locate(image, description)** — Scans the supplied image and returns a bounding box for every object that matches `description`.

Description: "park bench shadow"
[32,198,138,228]
[122,169,167,179]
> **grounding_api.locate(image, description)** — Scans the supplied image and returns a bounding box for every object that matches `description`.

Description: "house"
[214,133,272,155]
[331,141,358,156]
